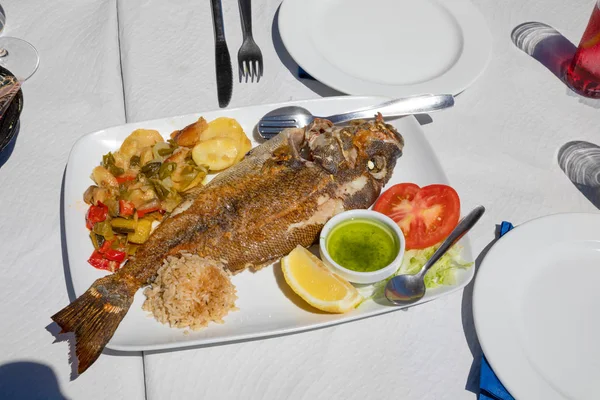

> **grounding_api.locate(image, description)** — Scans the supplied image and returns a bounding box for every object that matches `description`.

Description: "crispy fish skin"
[51,116,404,374]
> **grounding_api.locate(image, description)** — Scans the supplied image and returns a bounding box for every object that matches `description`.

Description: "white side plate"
[278,0,491,97]
[474,213,600,400]
[64,96,473,351]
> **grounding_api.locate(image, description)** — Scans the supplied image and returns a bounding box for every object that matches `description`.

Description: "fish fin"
[51,274,136,374]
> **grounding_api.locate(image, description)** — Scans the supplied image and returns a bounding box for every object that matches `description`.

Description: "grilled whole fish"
[52,116,404,374]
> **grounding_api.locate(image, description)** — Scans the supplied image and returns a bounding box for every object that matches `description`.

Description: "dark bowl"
[0,65,24,153]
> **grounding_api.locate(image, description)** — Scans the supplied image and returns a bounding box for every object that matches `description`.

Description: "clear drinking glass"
[565,0,600,97]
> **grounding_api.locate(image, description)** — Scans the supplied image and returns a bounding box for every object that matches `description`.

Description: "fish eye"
[367,155,387,179]
[368,155,385,170]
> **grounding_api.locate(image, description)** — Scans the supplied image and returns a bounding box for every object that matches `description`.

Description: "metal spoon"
[257,94,455,139]
[385,205,485,306]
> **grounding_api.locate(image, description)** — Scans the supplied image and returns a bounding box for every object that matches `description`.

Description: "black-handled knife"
[210,0,233,108]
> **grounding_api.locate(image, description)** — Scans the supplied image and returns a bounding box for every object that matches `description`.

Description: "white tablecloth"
[1,0,598,399]
[0,1,145,399]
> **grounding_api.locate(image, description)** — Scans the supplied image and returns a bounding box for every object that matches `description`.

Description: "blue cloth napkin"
[479,221,515,400]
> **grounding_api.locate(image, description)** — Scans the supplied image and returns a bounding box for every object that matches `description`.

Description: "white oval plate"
[63,96,473,351]
[473,213,600,400]
[278,0,491,97]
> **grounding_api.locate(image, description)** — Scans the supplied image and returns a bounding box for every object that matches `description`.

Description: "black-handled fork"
[237,0,263,82]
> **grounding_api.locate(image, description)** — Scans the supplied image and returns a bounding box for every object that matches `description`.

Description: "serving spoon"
[385,205,485,306]
[257,94,454,139]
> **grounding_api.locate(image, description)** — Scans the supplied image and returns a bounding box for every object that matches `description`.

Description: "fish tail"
[51,274,136,374]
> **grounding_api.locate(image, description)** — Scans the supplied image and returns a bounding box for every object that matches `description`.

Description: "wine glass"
[0,36,39,80]
[0,4,40,81]
[0,37,39,118]
[0,5,40,153]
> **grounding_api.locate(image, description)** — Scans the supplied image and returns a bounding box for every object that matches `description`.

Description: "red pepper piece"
[97,240,126,262]
[119,199,135,217]
[86,202,109,230]
[116,174,136,184]
[98,240,113,253]
[136,206,163,218]
[87,250,111,271]
[103,248,126,263]
[89,242,126,271]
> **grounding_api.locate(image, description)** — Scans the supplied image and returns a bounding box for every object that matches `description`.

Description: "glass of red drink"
[565,0,600,97]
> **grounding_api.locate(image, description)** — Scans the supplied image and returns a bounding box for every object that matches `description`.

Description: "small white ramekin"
[319,209,405,284]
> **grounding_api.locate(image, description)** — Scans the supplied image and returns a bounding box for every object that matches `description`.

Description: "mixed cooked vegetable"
[83,117,251,272]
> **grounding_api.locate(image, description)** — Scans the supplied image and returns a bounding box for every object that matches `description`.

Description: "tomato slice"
[373,183,460,250]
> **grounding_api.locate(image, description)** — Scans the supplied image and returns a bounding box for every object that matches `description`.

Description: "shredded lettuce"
[399,244,472,288]
[367,243,473,300]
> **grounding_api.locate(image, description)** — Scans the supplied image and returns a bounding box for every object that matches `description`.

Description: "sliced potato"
[199,117,252,162]
[91,166,118,188]
[170,117,208,147]
[199,117,243,141]
[200,117,251,156]
[192,137,239,171]
[119,129,164,160]
[233,134,252,162]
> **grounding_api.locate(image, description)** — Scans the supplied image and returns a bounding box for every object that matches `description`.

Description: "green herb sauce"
[326,218,399,272]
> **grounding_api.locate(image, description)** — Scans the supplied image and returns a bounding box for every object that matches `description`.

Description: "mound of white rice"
[142,253,237,330]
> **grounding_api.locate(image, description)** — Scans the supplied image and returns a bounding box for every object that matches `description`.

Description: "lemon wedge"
[281,246,362,313]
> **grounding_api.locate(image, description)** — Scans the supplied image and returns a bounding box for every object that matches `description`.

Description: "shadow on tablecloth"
[512,21,600,108]
[558,140,600,209]
[40,169,85,380]
[460,224,503,395]
[58,168,76,303]
[271,6,344,98]
[0,361,67,400]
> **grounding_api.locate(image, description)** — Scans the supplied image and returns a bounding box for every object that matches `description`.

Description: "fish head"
[304,114,404,187]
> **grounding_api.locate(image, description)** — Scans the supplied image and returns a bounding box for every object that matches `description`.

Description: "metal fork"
[237,0,263,82]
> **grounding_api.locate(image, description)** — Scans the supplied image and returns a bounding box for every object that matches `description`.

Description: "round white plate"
[278,0,492,97]
[473,213,600,400]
